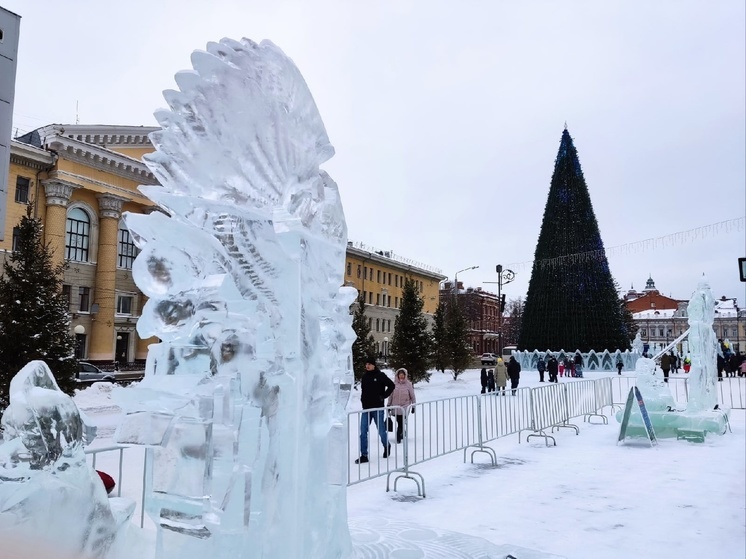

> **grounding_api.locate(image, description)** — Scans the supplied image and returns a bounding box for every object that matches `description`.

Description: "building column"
[42,179,76,268]
[88,194,124,361]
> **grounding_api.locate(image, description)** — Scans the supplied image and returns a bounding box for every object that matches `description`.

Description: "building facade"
[3,125,449,366]
[0,7,22,237]
[624,276,744,354]
[344,243,445,359]
[440,282,502,355]
[3,124,160,366]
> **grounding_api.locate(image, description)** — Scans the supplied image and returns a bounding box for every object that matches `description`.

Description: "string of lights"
[506,216,745,272]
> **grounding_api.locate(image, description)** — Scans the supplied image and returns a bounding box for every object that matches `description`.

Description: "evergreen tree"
[444,295,472,380]
[389,278,432,384]
[615,281,637,348]
[519,128,628,352]
[431,301,448,373]
[351,291,375,385]
[0,203,77,407]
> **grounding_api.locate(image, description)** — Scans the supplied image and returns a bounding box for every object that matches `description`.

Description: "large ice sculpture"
[0,361,134,559]
[685,277,719,413]
[112,38,357,559]
[616,277,729,438]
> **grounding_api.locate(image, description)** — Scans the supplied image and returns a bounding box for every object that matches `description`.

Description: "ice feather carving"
[145,38,334,215]
[118,37,355,558]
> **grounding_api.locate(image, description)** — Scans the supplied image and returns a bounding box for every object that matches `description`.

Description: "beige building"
[3,124,159,366]
[3,124,448,366]
[344,243,445,359]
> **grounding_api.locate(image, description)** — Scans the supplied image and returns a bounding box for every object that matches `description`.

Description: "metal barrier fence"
[85,444,147,528]
[84,375,746,510]
[609,375,745,410]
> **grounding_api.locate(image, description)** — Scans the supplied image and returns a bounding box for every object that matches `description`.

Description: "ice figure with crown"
[111,38,357,559]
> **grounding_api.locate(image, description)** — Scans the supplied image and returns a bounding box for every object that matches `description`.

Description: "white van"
[501,345,517,362]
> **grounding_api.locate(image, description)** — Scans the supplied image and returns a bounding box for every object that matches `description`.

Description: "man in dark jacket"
[537,359,546,382]
[355,357,395,464]
[507,356,521,395]
[547,356,559,383]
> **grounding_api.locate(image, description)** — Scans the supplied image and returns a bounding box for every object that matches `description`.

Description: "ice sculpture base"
[615,408,730,440]
[350,518,566,558]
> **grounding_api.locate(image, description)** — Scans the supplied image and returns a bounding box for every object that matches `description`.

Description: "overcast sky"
[5,0,745,306]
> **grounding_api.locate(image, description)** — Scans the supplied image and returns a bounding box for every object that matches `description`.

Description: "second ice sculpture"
[113,38,356,559]
[615,277,730,439]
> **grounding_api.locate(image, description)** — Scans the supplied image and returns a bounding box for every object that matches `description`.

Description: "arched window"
[66,207,90,261]
[118,221,138,269]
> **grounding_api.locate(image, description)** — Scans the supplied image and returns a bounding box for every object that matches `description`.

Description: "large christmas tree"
[518,128,629,352]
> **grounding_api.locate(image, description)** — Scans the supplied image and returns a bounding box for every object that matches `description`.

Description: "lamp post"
[453,266,479,355]
[453,266,479,297]
[383,336,389,365]
[484,264,515,354]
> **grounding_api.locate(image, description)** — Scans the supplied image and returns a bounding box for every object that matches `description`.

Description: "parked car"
[76,362,116,384]
[480,353,497,365]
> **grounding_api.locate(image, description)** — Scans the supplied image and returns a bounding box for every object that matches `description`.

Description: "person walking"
[387,368,416,444]
[495,357,508,394]
[537,358,546,382]
[660,352,671,383]
[716,353,725,382]
[507,355,521,395]
[355,357,395,464]
[480,368,488,394]
[573,352,583,378]
[616,356,623,375]
[487,369,496,392]
[558,360,565,378]
[683,355,691,373]
[547,355,559,383]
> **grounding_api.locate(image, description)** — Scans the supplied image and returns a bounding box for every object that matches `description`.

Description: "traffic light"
[500,294,506,313]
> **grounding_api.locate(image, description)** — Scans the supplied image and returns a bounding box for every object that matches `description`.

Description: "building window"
[388,273,392,285]
[347,262,351,276]
[62,285,71,310]
[376,293,380,306]
[66,208,90,262]
[357,264,361,278]
[395,297,398,308]
[368,292,372,304]
[376,318,380,332]
[11,226,21,251]
[364,267,368,280]
[15,177,30,203]
[377,270,381,283]
[78,287,90,312]
[118,226,138,269]
[395,275,399,287]
[388,320,391,332]
[116,295,133,315]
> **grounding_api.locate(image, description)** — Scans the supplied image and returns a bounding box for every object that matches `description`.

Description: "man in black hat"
[355,356,395,464]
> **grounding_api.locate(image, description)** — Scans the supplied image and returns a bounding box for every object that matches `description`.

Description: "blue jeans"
[360,409,388,457]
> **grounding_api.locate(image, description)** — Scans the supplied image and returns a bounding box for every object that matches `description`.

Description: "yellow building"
[3,124,159,366]
[2,124,446,366]
[344,243,445,358]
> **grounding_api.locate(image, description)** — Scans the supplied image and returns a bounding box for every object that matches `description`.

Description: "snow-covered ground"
[76,368,746,559]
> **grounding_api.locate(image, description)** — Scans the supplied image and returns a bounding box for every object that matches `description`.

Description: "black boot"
[354,455,369,464]
[382,443,391,458]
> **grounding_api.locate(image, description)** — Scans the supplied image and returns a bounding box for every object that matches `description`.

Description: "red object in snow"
[96,470,116,494]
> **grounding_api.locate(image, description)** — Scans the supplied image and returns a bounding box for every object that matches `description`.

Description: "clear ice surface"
[110,37,357,559]
[0,361,134,559]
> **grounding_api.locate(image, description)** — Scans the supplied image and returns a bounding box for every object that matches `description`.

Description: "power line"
[505,217,746,272]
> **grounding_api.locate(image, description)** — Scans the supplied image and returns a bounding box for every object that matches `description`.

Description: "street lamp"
[384,336,389,364]
[453,266,479,297]
[484,264,515,354]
